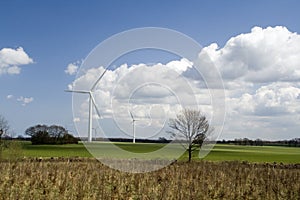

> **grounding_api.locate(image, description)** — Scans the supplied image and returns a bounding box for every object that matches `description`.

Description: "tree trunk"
[188,145,192,162]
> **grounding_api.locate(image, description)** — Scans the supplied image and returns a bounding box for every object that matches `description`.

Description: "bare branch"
[0,115,9,138]
[168,108,212,162]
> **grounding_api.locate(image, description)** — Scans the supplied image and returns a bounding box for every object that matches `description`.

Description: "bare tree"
[0,115,9,140]
[168,108,210,162]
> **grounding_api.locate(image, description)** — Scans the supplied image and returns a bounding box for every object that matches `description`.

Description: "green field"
[3,141,300,163]
[202,144,300,163]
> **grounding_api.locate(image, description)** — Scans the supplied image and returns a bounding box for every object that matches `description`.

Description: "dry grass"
[0,158,299,199]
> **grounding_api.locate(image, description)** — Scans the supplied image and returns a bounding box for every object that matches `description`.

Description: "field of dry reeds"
[0,158,299,199]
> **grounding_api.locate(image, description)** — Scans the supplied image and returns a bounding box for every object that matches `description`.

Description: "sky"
[0,0,300,140]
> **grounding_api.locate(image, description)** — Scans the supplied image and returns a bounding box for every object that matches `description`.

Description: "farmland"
[2,141,300,163]
[0,141,299,199]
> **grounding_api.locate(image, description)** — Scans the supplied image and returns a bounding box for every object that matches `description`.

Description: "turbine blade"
[65,89,90,94]
[129,111,134,120]
[91,67,108,91]
[90,93,101,118]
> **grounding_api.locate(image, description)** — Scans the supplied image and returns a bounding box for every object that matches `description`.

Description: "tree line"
[218,138,300,147]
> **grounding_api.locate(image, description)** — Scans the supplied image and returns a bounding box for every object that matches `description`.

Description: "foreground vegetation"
[0,158,299,199]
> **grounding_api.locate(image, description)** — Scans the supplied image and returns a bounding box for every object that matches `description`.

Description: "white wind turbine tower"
[129,111,137,143]
[65,68,107,142]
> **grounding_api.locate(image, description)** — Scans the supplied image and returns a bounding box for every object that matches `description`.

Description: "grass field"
[202,144,300,163]
[2,141,300,163]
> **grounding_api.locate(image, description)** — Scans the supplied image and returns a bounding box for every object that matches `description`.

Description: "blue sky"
[1,0,300,140]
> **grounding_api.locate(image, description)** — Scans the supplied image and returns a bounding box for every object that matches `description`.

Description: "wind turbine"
[129,111,137,143]
[65,68,107,142]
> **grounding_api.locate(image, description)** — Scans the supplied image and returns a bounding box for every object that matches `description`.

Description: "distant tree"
[48,125,68,144]
[158,137,168,143]
[0,115,10,159]
[25,124,79,144]
[254,139,263,146]
[62,133,80,144]
[242,138,250,145]
[0,115,9,140]
[16,135,25,140]
[25,124,47,137]
[168,108,211,162]
[289,138,300,147]
[31,130,50,145]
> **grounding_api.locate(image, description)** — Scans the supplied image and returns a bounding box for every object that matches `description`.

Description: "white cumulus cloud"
[6,94,13,99]
[0,47,33,75]
[69,58,210,139]
[229,82,300,116]
[68,26,300,140]
[17,96,34,106]
[65,61,80,75]
[204,26,300,140]
[202,26,300,83]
